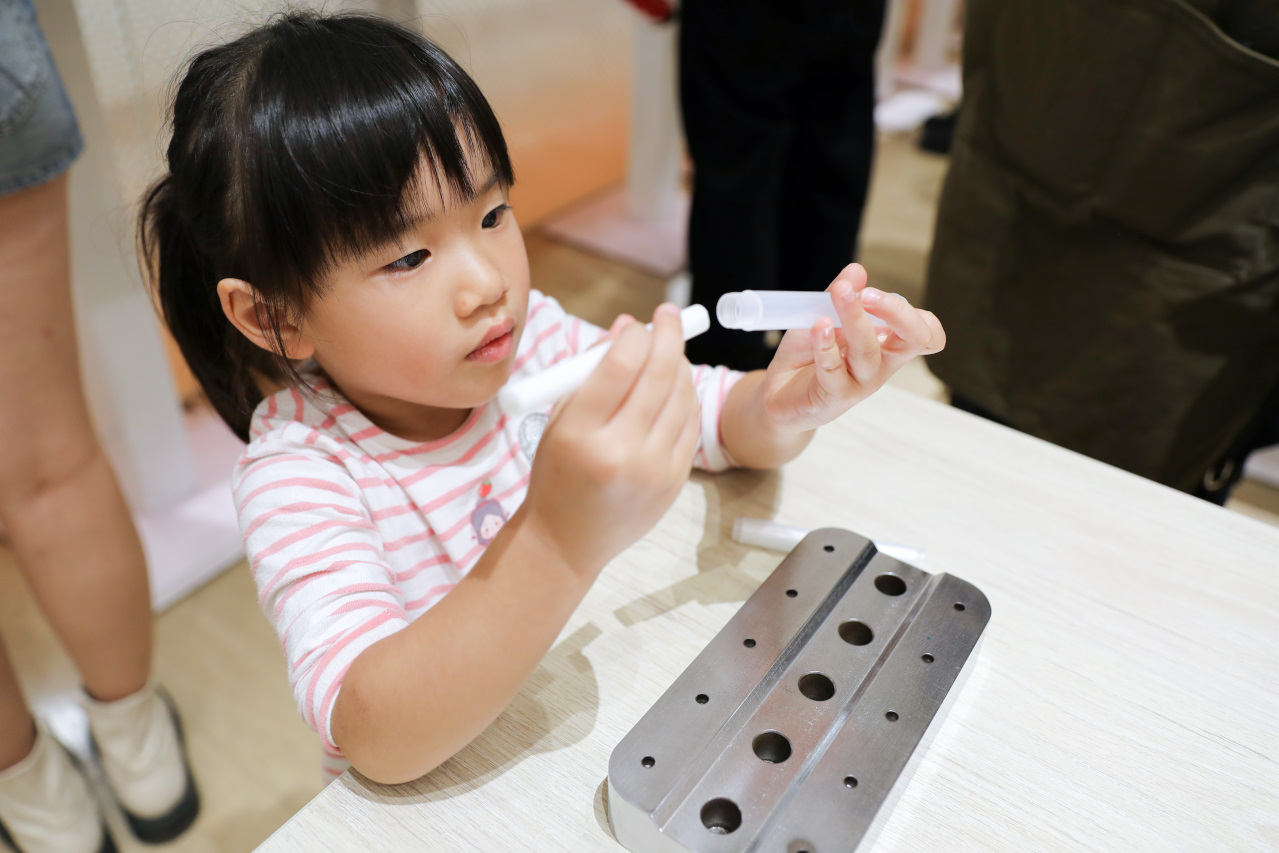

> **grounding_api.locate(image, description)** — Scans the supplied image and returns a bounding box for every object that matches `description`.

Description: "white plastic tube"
[732,518,809,552]
[498,304,711,413]
[731,517,925,563]
[716,290,888,331]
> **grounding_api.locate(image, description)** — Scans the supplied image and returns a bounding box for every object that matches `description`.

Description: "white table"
[259,387,1279,851]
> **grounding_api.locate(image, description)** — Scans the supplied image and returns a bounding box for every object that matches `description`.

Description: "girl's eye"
[386,249,429,271]
[482,204,511,229]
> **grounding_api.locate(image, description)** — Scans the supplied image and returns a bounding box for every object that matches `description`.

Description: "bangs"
[233,14,513,294]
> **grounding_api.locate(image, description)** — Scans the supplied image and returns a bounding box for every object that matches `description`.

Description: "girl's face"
[298,164,530,441]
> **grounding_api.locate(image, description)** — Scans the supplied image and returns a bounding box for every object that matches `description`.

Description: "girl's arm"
[330,509,585,782]
[242,446,571,786]
[718,370,815,469]
[718,264,945,469]
[332,305,699,784]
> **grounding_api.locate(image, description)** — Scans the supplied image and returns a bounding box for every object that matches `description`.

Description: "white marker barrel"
[498,304,710,413]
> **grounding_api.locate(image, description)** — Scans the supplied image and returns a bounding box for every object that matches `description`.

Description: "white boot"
[0,723,112,853]
[82,682,198,843]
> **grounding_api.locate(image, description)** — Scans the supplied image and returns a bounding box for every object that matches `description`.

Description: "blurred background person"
[679,0,888,370]
[924,0,1279,503]
[0,1,197,851]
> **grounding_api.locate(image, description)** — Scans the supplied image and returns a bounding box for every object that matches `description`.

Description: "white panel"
[627,21,681,224]
[86,290,199,512]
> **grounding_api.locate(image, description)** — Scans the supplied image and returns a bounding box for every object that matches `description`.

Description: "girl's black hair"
[140,12,514,441]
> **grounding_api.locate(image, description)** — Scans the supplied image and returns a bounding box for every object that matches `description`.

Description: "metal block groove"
[607,528,990,852]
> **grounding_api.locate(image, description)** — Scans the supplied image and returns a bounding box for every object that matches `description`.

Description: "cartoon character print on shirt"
[518,412,548,462]
[470,478,508,546]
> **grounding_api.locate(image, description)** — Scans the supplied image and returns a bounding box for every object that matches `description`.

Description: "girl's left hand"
[762,263,945,433]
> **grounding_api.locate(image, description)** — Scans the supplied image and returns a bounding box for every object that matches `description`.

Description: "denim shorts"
[0,0,83,196]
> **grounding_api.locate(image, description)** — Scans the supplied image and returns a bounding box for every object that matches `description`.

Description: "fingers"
[564,304,686,430]
[917,309,946,354]
[600,312,635,344]
[550,318,642,424]
[646,355,698,466]
[829,262,868,293]
[828,266,882,386]
[860,287,925,343]
[861,289,946,371]
[809,318,856,404]
[611,303,686,433]
[567,315,649,423]
[861,288,927,341]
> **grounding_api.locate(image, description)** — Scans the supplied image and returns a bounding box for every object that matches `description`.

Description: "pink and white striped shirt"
[232,291,743,777]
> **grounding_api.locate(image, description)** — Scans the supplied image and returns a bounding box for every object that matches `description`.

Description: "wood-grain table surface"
[258,387,1279,851]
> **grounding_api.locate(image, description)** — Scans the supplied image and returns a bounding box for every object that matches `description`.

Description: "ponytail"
[139,177,268,442]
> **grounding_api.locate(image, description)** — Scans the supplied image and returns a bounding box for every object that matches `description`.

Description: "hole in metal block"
[874,574,907,596]
[752,731,792,763]
[641,756,654,768]
[798,673,836,701]
[743,638,756,648]
[695,694,709,705]
[838,620,873,646]
[844,776,858,788]
[701,798,742,834]
[885,710,899,722]
[921,653,934,663]
[823,544,834,552]
[786,588,798,598]
[954,602,966,611]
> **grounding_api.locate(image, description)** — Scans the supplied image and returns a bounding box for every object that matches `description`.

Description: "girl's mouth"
[467,318,515,363]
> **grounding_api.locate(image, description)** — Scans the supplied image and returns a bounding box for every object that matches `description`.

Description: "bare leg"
[0,636,37,772]
[0,173,152,731]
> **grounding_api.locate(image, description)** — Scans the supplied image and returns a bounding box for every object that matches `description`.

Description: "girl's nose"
[454,248,508,316]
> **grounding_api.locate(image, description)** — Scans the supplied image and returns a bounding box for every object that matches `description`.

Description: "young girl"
[140,12,944,786]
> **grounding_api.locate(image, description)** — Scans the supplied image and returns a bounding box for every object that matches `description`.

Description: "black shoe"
[88,690,200,845]
[919,108,958,155]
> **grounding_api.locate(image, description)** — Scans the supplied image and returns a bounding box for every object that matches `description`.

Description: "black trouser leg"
[774,5,882,293]
[680,0,884,372]
[680,1,790,371]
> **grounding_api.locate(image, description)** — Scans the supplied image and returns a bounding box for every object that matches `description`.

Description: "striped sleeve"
[690,362,745,471]
[233,445,410,752]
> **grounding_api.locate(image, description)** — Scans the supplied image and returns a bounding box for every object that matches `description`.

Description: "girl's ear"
[217,278,315,361]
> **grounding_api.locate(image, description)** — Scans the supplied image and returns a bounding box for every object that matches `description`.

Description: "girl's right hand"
[520,303,700,574]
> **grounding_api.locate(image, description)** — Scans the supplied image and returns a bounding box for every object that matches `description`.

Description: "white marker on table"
[716,290,891,331]
[731,517,925,563]
[498,304,711,414]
